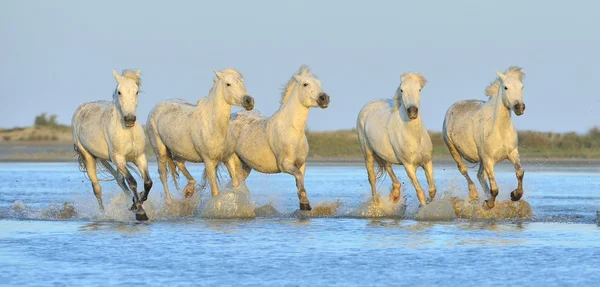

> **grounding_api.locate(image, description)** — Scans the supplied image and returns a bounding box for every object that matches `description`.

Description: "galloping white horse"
[356,72,436,206]
[224,65,330,211]
[443,66,526,209]
[72,70,152,220]
[146,69,254,204]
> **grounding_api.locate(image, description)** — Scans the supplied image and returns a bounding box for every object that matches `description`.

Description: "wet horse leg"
[203,159,220,197]
[482,159,499,209]
[363,151,379,203]
[423,160,437,202]
[99,159,131,197]
[508,149,524,201]
[281,160,311,211]
[79,146,104,210]
[403,164,427,206]
[113,156,147,220]
[223,155,240,189]
[175,160,196,198]
[384,164,402,203]
[477,163,490,198]
[134,154,153,203]
[445,139,479,202]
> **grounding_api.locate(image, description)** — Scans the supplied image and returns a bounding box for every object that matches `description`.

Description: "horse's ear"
[135,69,141,77]
[496,71,506,81]
[112,70,122,83]
[214,70,224,80]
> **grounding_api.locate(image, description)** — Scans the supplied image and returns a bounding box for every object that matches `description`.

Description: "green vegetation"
[307,128,600,159]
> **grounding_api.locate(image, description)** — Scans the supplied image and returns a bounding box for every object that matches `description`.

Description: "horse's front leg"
[422,160,437,202]
[482,159,499,209]
[403,164,427,206]
[114,156,148,221]
[134,154,153,203]
[508,149,524,201]
[281,160,311,211]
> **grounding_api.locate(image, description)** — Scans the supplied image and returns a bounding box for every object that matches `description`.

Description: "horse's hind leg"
[174,160,196,198]
[508,149,524,201]
[477,163,490,198]
[133,154,153,203]
[384,164,402,203]
[363,151,379,203]
[422,160,437,202]
[79,147,104,210]
[113,155,147,220]
[445,140,479,202]
[482,159,499,209]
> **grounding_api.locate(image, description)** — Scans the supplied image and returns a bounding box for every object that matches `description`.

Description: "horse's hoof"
[483,200,495,209]
[389,193,401,203]
[300,202,312,211]
[183,186,195,198]
[135,210,149,221]
[510,190,522,201]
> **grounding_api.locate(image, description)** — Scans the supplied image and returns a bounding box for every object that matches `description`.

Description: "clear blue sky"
[1,1,598,132]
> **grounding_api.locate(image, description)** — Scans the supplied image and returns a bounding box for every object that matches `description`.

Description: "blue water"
[0,162,599,286]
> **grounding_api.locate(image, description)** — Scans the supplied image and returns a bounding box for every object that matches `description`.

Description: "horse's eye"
[303,83,308,87]
[226,83,231,87]
[118,91,121,95]
[400,89,403,93]
[136,91,139,95]
[419,89,421,92]
[504,86,508,90]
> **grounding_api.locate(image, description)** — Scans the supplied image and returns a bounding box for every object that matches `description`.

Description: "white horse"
[224,65,330,211]
[442,66,526,209]
[356,73,436,206]
[72,69,152,221]
[146,69,254,204]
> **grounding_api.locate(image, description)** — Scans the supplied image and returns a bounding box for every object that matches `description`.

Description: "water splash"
[254,203,281,217]
[450,197,533,219]
[347,187,407,218]
[199,182,256,219]
[291,200,342,218]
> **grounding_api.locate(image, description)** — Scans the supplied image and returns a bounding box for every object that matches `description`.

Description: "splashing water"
[291,200,343,218]
[450,197,533,219]
[200,182,256,219]
[347,187,407,218]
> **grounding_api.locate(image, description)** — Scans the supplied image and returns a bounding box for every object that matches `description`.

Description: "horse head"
[214,69,254,111]
[496,67,525,116]
[112,69,141,127]
[291,66,329,109]
[396,73,427,120]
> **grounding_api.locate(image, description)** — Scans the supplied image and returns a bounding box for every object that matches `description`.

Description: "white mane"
[485,66,525,97]
[280,65,314,106]
[213,68,243,84]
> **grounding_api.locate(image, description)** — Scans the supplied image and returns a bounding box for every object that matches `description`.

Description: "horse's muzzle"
[124,115,136,127]
[407,106,419,120]
[317,93,330,108]
[514,103,526,116]
[242,95,254,111]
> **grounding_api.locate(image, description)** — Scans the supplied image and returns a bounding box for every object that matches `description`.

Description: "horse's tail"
[198,163,225,193]
[164,149,180,190]
[373,154,387,182]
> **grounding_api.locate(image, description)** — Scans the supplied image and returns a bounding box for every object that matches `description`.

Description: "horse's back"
[443,100,484,162]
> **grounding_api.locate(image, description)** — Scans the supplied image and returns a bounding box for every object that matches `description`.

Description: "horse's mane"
[393,72,427,110]
[485,66,525,97]
[121,69,142,87]
[280,65,315,106]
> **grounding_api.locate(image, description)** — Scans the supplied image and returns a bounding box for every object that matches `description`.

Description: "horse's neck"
[489,92,512,131]
[395,105,424,137]
[271,93,310,133]
[110,91,124,123]
[195,85,231,133]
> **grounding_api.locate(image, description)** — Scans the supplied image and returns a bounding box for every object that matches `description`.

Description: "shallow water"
[0,162,599,286]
